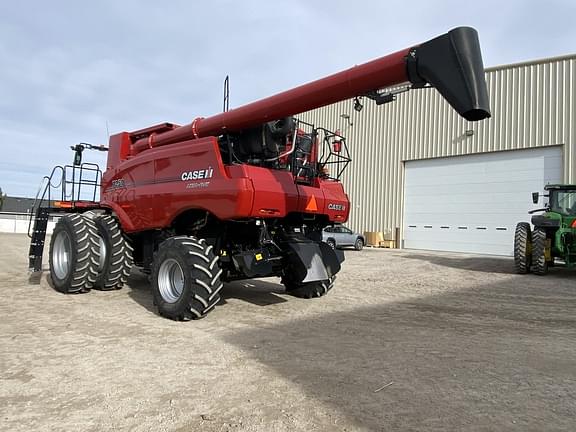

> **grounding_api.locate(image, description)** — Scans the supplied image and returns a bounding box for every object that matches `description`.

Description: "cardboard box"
[363,231,384,246]
[379,240,396,248]
[382,230,394,241]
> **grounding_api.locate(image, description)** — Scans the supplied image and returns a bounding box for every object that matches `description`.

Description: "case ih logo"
[181,167,214,181]
[111,179,126,189]
[328,203,346,211]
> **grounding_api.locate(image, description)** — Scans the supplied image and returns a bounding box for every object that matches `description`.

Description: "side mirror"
[532,192,539,204]
[71,144,84,166]
[74,151,82,166]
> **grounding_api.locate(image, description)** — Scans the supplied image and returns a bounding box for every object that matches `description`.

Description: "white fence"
[0,212,57,234]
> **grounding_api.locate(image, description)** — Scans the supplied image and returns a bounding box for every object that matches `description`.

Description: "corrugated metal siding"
[298,55,576,236]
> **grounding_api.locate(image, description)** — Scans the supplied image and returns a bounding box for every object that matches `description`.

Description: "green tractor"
[514,184,576,275]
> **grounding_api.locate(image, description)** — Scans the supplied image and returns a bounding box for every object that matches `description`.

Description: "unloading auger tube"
[131,26,491,155]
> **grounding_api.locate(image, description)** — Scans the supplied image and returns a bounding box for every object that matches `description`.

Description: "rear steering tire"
[513,222,531,274]
[282,276,335,299]
[151,236,223,320]
[532,227,549,276]
[49,214,100,293]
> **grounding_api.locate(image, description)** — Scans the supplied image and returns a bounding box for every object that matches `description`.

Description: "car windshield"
[550,190,576,215]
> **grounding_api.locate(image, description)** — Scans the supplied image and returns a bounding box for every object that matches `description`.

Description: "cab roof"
[544,184,576,191]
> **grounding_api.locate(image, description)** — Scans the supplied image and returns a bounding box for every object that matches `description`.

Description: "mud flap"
[285,241,344,284]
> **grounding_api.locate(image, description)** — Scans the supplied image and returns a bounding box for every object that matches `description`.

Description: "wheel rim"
[52,230,72,280]
[98,236,107,273]
[328,240,335,249]
[158,258,185,303]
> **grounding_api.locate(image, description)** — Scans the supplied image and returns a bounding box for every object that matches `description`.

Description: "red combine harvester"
[29,27,490,320]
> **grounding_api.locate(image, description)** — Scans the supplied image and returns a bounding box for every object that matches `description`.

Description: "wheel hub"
[158,258,185,303]
[52,230,72,280]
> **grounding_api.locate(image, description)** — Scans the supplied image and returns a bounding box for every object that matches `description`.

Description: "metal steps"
[28,207,50,272]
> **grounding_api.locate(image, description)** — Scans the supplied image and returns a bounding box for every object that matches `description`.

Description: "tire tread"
[532,227,549,276]
[283,276,335,299]
[514,222,531,274]
[152,236,223,321]
[94,215,134,290]
[49,214,100,293]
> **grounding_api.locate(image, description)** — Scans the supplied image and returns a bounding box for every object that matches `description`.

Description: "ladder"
[28,207,50,272]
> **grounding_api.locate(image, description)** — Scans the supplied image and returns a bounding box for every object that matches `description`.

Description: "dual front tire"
[49,213,133,293]
[94,215,134,290]
[531,227,549,275]
[514,222,532,274]
[49,214,100,293]
[514,222,550,276]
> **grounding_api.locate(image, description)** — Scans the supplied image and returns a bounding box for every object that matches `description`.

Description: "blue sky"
[1,0,574,197]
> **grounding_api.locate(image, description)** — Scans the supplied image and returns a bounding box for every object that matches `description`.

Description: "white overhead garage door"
[403,147,562,256]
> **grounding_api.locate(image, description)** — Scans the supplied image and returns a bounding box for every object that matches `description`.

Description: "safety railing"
[27,163,102,237]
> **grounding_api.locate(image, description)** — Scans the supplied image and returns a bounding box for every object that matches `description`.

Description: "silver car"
[322,225,365,250]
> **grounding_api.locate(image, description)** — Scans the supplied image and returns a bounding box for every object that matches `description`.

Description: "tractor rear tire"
[532,228,549,276]
[513,222,532,274]
[94,214,134,290]
[151,236,223,320]
[282,276,335,299]
[49,213,100,293]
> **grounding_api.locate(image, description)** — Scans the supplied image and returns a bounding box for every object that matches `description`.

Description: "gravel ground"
[1,232,576,431]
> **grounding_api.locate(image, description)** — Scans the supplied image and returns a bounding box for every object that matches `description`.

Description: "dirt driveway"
[1,233,575,431]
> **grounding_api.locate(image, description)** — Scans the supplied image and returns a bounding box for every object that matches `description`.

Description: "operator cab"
[533,184,576,215]
[217,117,351,184]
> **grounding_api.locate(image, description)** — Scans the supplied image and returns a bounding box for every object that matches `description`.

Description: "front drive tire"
[513,222,532,274]
[532,228,549,276]
[151,236,223,321]
[94,214,134,290]
[49,213,100,293]
[354,238,364,251]
[282,276,335,299]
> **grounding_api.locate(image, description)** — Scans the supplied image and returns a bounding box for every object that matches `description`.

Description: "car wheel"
[354,238,364,251]
[326,239,336,249]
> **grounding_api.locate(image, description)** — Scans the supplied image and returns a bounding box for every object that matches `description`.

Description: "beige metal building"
[299,54,576,255]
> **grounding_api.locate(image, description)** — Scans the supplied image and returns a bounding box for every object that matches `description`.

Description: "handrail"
[28,166,65,237]
[27,163,102,237]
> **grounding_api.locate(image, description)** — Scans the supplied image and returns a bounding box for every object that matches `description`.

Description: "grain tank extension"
[29,27,490,320]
